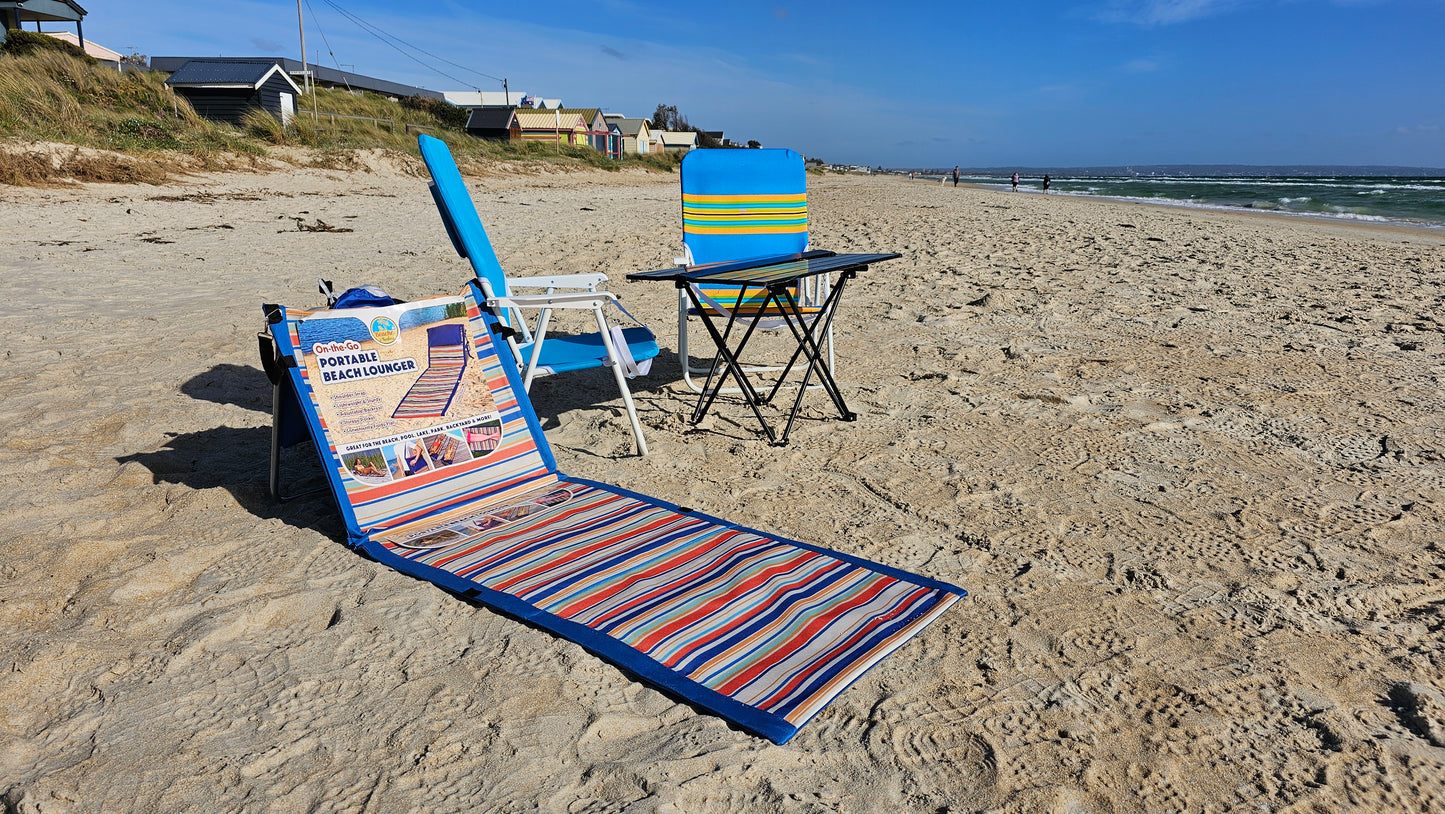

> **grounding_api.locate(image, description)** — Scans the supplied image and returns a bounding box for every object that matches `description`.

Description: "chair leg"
[595,306,649,456]
[679,287,706,394]
[826,319,836,373]
[268,381,283,500]
[523,307,552,393]
[268,379,326,502]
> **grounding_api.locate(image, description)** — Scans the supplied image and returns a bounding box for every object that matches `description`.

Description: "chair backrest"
[680,149,809,309]
[267,283,559,542]
[680,148,808,264]
[417,134,512,300]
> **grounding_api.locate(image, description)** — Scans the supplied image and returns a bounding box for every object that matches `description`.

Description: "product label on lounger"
[381,484,578,551]
[293,297,507,490]
[313,341,418,384]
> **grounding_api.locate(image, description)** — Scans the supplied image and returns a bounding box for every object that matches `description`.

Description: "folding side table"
[628,250,900,445]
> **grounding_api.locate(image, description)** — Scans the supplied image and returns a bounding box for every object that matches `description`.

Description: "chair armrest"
[508,273,608,290]
[489,291,620,310]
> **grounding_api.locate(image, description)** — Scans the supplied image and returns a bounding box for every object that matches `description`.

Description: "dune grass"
[0,47,265,183]
[285,86,682,173]
[0,45,680,185]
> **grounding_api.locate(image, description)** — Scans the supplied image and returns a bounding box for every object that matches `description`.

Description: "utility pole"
[503,78,509,106]
[296,0,309,95]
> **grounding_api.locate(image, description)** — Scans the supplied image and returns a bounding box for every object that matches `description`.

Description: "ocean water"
[295,303,460,349]
[934,174,1445,227]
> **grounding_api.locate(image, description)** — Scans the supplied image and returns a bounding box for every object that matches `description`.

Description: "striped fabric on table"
[392,325,469,419]
[385,483,961,729]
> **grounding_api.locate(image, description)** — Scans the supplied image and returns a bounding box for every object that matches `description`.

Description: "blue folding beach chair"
[259,285,964,744]
[418,134,658,455]
[676,149,834,393]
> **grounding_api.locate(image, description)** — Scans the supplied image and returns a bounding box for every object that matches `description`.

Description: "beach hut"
[155,56,439,100]
[658,131,699,153]
[164,60,302,126]
[465,107,520,141]
[554,108,619,159]
[607,119,623,159]
[514,110,588,147]
[604,115,652,155]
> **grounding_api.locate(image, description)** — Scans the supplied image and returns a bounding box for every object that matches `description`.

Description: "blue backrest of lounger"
[267,282,557,541]
[680,148,808,266]
[427,323,465,360]
[417,134,512,299]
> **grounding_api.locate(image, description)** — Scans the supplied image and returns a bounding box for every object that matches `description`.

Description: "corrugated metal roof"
[152,56,441,100]
[165,60,272,86]
[514,111,586,130]
[43,31,121,61]
[659,131,698,146]
[609,118,650,138]
[445,90,528,107]
[466,107,517,129]
[554,107,601,120]
[164,60,291,89]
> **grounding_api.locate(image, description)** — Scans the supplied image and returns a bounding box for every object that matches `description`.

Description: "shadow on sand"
[121,346,692,535]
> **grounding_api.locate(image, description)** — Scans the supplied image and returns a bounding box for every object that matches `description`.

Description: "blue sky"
[87,0,1444,168]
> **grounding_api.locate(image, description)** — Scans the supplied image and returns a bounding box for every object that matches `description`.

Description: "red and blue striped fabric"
[392,324,468,418]
[269,280,964,744]
[381,482,960,732]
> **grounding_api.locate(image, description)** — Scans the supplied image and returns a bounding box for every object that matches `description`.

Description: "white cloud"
[1098,0,1240,25]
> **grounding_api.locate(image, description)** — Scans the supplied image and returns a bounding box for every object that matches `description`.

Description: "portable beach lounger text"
[262,284,964,744]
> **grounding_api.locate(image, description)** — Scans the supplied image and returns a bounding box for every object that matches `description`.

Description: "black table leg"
[767,273,853,417]
[775,272,857,445]
[685,284,778,443]
[693,291,744,413]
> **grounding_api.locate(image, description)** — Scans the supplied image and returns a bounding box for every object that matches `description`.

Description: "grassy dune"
[0,46,680,185]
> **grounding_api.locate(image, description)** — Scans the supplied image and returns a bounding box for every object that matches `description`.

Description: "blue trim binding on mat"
[353,473,966,744]
[266,283,965,745]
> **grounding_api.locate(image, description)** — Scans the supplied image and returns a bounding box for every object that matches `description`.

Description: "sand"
[2,155,1443,813]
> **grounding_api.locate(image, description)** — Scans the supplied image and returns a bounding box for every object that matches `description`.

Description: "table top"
[626,250,901,286]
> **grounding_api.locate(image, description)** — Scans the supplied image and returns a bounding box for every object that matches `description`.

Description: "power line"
[318,0,471,87]
[304,0,352,91]
[318,0,505,88]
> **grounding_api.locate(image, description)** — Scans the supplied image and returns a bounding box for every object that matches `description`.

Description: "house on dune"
[164,60,302,125]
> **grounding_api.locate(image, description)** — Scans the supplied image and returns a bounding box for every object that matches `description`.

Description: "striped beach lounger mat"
[265,282,965,744]
[392,323,468,419]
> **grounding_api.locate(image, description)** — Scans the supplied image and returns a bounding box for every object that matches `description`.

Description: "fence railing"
[309,111,430,134]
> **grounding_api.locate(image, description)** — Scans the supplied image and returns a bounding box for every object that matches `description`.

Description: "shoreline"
[905,174,1445,237]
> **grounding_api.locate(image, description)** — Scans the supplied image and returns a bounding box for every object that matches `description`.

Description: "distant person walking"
[1042,174,1051,193]
[951,166,960,187]
[1011,172,1019,191]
